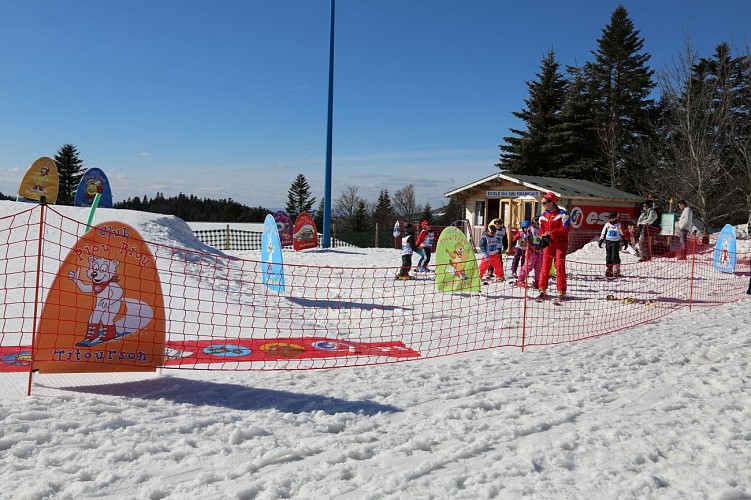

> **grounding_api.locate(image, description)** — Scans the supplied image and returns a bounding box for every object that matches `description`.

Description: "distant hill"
[114,192,272,222]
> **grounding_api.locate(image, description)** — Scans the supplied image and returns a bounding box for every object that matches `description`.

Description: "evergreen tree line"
[114,193,271,222]
[500,5,751,228]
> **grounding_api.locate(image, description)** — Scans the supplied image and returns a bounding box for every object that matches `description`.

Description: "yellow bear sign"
[18,157,59,203]
[434,226,481,292]
[32,222,166,373]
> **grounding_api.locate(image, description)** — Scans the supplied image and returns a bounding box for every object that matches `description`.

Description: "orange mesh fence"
[0,204,749,375]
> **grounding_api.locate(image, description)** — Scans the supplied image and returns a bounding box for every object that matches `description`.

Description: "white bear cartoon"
[68,256,153,346]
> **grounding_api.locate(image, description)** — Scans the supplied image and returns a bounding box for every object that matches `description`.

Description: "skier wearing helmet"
[415,220,435,272]
[516,219,543,289]
[537,191,570,303]
[510,220,530,279]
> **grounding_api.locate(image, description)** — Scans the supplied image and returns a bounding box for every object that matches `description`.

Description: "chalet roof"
[444,173,643,202]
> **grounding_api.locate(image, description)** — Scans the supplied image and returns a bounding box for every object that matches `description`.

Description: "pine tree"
[498,49,568,175]
[54,144,84,205]
[371,189,394,228]
[285,174,316,221]
[314,198,325,229]
[439,197,464,226]
[420,202,433,225]
[351,200,369,232]
[551,65,601,180]
[584,6,656,191]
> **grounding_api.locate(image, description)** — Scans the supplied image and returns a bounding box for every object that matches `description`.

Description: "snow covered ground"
[1,201,750,499]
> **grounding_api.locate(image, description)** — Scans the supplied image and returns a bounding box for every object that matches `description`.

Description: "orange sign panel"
[32,222,166,373]
[18,157,59,203]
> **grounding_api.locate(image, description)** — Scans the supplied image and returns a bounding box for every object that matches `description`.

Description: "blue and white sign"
[262,214,285,292]
[486,190,541,198]
[712,224,736,274]
[73,168,113,207]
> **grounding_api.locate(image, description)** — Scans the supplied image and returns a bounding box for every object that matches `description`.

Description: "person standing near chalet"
[396,223,418,280]
[599,211,626,277]
[636,201,659,261]
[538,191,570,302]
[516,219,543,289]
[486,217,508,279]
[510,223,526,279]
[676,200,693,260]
[478,224,505,283]
[415,220,435,272]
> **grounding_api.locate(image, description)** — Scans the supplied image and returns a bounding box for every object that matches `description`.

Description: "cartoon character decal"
[1,351,32,366]
[31,165,50,193]
[444,242,469,280]
[68,256,154,347]
[85,179,104,202]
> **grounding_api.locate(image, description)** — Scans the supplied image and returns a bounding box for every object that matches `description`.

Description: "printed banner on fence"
[74,167,113,208]
[713,224,737,274]
[293,212,318,251]
[434,226,481,292]
[18,157,59,203]
[273,210,294,247]
[163,337,420,366]
[1,337,420,372]
[262,214,285,292]
[32,222,166,373]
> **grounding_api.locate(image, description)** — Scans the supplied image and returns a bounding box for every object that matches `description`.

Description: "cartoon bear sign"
[32,222,166,373]
[434,226,481,292]
[18,156,59,203]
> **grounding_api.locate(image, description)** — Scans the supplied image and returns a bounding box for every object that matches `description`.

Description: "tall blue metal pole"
[322,0,335,248]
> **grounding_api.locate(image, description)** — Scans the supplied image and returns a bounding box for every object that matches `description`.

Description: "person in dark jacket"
[635,201,660,261]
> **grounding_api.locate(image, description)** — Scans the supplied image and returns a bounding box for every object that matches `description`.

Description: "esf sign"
[569,205,637,230]
[486,190,541,198]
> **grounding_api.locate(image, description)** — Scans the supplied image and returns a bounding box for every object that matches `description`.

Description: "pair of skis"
[605,294,657,306]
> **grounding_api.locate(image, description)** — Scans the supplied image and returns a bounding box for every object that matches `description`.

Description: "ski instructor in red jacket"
[538,191,570,301]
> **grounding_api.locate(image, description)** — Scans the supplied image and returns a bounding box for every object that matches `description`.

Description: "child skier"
[478,224,505,283]
[415,220,435,272]
[396,223,418,280]
[510,224,526,279]
[599,210,626,278]
[516,219,543,289]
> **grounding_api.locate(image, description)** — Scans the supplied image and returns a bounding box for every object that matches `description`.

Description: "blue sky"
[1,1,749,210]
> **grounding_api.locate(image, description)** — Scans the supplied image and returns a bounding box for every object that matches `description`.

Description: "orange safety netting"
[1,204,749,374]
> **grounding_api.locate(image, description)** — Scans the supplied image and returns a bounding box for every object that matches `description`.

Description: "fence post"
[225,224,230,250]
[28,198,47,396]
[688,235,697,311]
